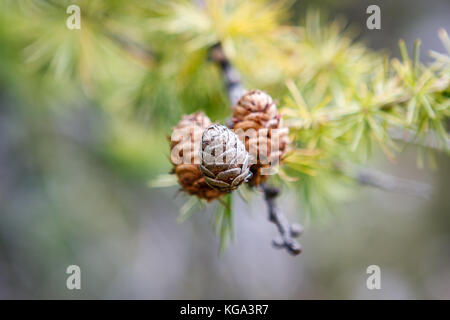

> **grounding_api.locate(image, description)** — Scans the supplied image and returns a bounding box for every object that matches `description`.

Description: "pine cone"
[200,124,252,192]
[232,90,289,186]
[170,113,225,201]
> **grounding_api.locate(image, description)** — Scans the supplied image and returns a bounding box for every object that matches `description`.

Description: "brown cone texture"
[232,90,289,186]
[200,124,252,192]
[170,112,224,201]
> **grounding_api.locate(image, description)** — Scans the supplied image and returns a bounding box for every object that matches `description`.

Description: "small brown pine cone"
[200,124,252,192]
[170,113,225,201]
[232,90,289,186]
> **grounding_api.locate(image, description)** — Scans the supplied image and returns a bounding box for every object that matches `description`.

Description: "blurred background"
[0,0,449,299]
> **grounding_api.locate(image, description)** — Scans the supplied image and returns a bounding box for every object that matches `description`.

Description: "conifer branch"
[262,184,303,256]
[210,43,303,255]
[209,43,433,198]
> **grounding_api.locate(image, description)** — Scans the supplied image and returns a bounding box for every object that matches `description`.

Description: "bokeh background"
[0,0,449,299]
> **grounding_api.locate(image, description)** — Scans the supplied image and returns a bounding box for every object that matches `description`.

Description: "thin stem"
[262,184,302,256]
[209,43,246,105]
[388,127,450,152]
[336,163,432,199]
[104,31,153,67]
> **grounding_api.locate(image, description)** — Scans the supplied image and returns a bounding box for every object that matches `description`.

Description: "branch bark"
[262,184,303,255]
[209,43,246,106]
